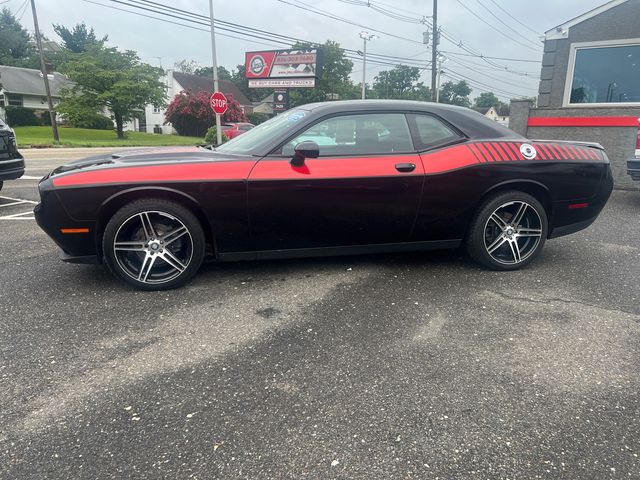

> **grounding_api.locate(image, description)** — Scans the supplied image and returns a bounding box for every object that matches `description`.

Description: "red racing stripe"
[250,154,425,180]
[476,143,494,162]
[52,161,257,187]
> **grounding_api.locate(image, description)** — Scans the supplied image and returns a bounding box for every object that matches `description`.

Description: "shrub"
[247,112,270,125]
[73,113,114,130]
[5,106,43,126]
[165,90,248,137]
[204,126,228,145]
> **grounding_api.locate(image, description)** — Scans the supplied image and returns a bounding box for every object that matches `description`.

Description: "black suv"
[0,118,24,191]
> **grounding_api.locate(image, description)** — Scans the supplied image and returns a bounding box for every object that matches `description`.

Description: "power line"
[445,56,536,93]
[473,0,542,49]
[452,0,541,52]
[276,0,425,45]
[487,0,543,37]
[439,50,540,64]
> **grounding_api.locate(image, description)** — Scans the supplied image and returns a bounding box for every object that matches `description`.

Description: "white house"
[143,70,254,134]
[473,105,510,127]
[0,65,72,121]
[0,65,139,131]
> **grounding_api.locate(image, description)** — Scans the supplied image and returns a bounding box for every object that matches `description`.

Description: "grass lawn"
[14,126,203,148]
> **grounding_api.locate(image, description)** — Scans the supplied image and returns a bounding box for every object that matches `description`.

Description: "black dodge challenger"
[35,100,613,290]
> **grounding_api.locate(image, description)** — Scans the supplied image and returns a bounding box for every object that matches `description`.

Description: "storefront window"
[569,43,640,105]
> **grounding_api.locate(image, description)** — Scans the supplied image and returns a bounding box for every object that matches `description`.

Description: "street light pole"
[435,55,446,103]
[208,0,222,146]
[359,32,376,100]
[30,0,59,143]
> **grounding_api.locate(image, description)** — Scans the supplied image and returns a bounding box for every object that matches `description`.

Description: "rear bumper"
[627,157,640,181]
[548,163,613,239]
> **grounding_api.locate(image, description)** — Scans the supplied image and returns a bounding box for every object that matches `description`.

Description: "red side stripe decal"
[534,143,548,160]
[477,143,493,162]
[251,155,426,180]
[506,142,523,160]
[495,143,513,161]
[467,144,484,162]
[52,161,257,187]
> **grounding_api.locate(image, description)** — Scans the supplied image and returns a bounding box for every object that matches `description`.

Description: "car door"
[247,112,426,251]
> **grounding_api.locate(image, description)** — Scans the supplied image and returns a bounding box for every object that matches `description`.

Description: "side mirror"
[291,141,319,166]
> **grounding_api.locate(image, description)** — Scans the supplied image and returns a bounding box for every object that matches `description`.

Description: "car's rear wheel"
[466,191,548,270]
[102,199,205,290]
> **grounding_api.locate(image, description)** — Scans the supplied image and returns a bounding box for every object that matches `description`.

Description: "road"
[1,148,639,479]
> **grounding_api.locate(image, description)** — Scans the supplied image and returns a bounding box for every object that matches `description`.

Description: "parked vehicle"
[0,118,24,191]
[626,127,640,181]
[221,122,255,139]
[35,100,613,290]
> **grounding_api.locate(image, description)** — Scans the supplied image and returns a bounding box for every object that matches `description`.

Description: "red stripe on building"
[53,161,257,187]
[528,116,640,127]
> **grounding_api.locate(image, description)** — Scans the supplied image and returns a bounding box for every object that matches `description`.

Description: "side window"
[282,113,414,157]
[411,114,461,150]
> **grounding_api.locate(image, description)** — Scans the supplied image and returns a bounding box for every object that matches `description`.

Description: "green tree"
[193,65,232,80]
[473,92,501,109]
[0,7,37,67]
[52,23,107,53]
[289,40,356,107]
[58,46,166,138]
[439,80,472,107]
[372,65,430,100]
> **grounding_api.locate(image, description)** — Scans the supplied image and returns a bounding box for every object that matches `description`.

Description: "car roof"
[295,99,524,141]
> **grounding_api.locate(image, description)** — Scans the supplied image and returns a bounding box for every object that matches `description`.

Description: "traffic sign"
[210,91,228,115]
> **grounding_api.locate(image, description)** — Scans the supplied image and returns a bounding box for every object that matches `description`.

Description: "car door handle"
[395,163,416,173]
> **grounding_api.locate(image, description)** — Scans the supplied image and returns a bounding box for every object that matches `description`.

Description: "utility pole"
[430,0,438,102]
[30,0,58,143]
[208,0,222,146]
[359,32,376,100]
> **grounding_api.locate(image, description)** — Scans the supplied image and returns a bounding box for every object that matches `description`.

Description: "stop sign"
[210,91,228,115]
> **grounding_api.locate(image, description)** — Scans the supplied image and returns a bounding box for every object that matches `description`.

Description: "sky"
[8,0,608,101]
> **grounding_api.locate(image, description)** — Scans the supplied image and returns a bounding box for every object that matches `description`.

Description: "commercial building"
[510,0,640,188]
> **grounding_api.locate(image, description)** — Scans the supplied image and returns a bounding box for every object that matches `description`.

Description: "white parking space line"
[0,195,36,221]
[20,175,42,180]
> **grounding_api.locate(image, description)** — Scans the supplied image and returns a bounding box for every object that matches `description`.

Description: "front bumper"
[34,185,100,263]
[627,157,640,181]
[0,156,25,181]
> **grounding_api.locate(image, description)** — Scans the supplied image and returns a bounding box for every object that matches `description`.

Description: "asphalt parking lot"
[1,149,639,479]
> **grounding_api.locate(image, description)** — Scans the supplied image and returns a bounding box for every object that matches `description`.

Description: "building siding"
[541,0,640,108]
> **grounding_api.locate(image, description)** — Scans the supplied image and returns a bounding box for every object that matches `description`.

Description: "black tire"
[102,198,205,290]
[466,190,548,271]
[0,180,3,191]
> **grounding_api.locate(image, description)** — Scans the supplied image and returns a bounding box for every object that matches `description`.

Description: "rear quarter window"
[409,114,463,150]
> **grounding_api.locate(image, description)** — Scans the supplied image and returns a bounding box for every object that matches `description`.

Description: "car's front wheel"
[466,191,548,270]
[102,199,205,290]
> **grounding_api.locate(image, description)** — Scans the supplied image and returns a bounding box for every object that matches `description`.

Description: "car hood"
[48,146,252,177]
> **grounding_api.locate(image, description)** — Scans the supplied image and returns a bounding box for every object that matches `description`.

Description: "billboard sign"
[245,49,322,88]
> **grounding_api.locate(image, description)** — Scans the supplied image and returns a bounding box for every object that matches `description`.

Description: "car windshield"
[215,109,310,155]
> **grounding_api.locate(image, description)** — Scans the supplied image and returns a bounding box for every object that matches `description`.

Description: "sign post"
[208,0,222,146]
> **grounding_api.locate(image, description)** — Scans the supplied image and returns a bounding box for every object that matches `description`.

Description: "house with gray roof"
[143,70,254,134]
[0,65,73,121]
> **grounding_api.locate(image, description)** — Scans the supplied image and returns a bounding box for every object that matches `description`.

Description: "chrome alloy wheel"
[483,200,543,265]
[113,210,193,285]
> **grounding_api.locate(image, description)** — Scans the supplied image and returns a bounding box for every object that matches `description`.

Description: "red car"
[222,122,255,139]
